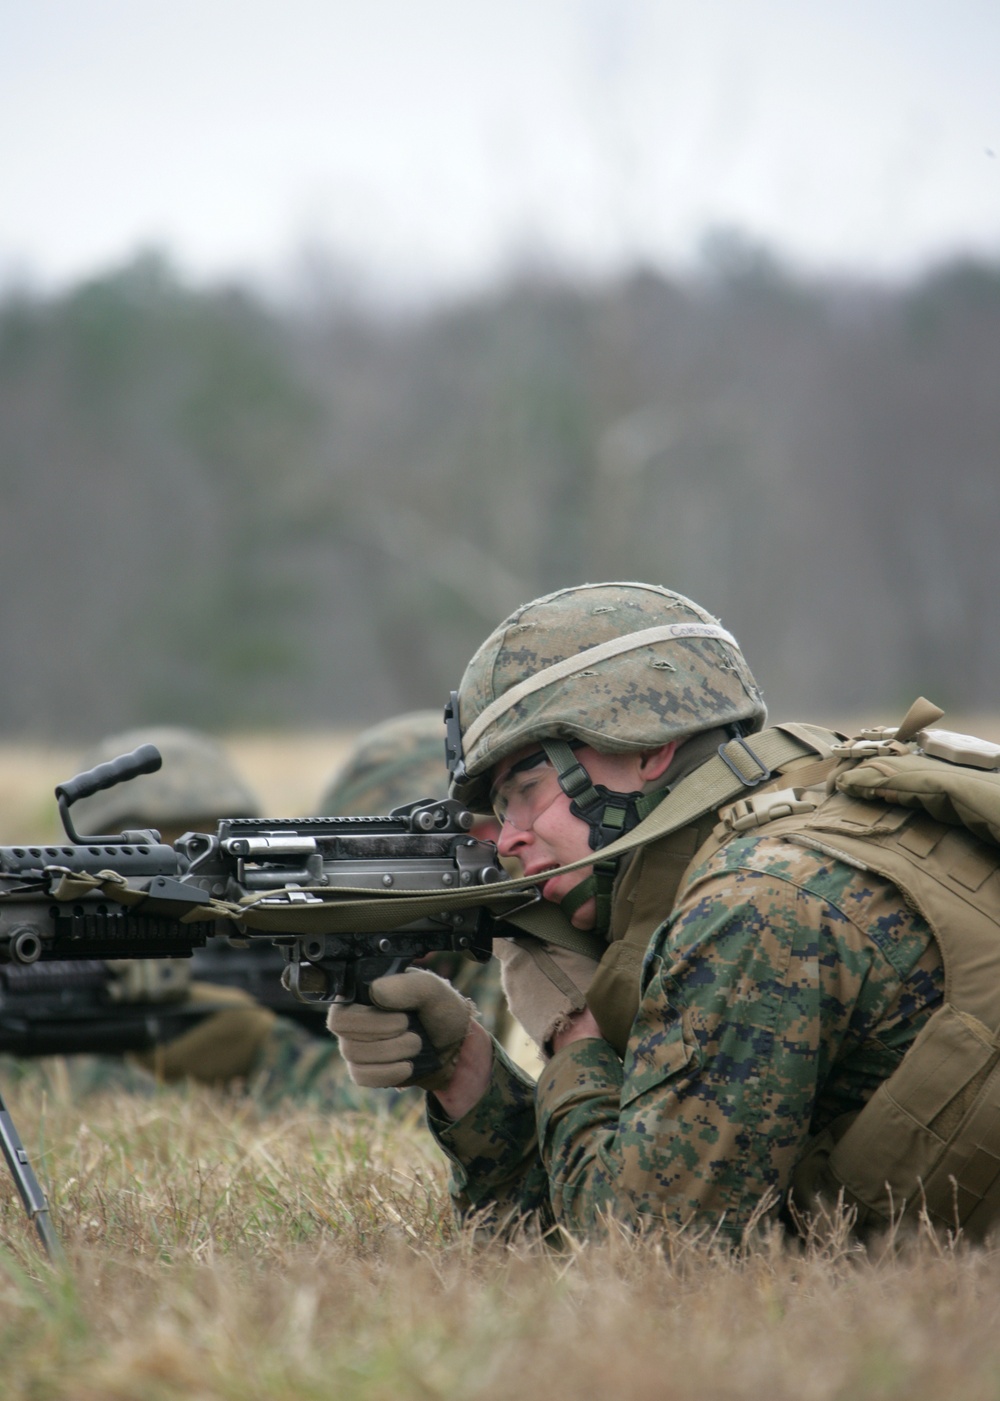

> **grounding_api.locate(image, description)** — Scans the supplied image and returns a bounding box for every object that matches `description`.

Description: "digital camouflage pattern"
[70,726,261,835]
[450,582,766,814]
[430,829,943,1243]
[316,711,447,816]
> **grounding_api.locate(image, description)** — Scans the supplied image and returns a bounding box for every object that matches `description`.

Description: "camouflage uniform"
[430,832,942,1243]
[428,583,945,1243]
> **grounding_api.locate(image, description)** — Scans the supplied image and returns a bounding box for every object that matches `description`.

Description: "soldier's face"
[492,744,660,930]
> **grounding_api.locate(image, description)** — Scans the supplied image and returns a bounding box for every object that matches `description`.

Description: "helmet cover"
[449,581,765,812]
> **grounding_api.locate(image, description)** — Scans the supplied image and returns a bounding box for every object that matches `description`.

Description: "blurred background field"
[3,254,1000,747]
[2,2,1000,750]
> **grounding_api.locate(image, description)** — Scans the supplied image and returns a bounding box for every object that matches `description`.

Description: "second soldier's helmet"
[70,726,261,837]
[317,711,447,816]
[448,581,766,813]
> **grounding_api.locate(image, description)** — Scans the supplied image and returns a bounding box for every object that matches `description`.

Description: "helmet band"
[462,622,739,759]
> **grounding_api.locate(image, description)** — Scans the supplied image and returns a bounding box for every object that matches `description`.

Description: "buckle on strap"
[831,735,905,759]
[541,739,594,803]
[558,760,597,803]
[717,737,772,789]
[722,787,821,834]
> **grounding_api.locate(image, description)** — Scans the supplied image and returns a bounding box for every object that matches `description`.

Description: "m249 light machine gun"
[0,744,523,1260]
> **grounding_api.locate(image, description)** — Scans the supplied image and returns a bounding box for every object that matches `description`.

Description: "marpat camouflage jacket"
[429,829,943,1244]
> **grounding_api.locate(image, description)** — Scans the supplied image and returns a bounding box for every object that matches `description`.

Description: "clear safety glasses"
[490,751,566,831]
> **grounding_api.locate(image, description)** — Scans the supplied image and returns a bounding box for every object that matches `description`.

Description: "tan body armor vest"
[587,727,1000,1242]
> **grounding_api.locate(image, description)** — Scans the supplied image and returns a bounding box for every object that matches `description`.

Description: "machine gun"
[0,743,531,1259]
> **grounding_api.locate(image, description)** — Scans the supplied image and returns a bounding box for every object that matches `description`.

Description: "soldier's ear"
[638,742,677,784]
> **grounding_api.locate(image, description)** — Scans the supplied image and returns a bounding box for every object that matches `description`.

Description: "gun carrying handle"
[55,744,162,843]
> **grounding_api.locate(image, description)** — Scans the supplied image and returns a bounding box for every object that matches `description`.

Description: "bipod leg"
[0,1080,65,1264]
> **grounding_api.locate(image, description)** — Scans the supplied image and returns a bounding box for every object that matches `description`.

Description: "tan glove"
[326,968,474,1092]
[493,937,600,1058]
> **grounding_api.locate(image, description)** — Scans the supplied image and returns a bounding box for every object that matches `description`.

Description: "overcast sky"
[3,0,999,296]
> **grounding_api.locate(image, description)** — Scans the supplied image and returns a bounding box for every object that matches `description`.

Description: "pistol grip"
[405,1012,444,1082]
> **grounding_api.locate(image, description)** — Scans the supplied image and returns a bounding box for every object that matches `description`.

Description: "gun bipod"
[0,1078,64,1263]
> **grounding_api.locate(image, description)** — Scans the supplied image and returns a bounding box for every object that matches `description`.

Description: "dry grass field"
[4,726,1000,1398]
[2,1076,1000,1400]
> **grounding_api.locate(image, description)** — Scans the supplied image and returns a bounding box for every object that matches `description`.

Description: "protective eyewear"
[490,751,566,831]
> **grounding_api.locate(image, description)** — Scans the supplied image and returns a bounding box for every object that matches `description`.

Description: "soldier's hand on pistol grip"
[493,937,600,1058]
[326,968,475,1093]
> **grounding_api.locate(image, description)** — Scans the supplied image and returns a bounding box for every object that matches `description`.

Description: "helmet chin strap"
[540,727,739,938]
[541,738,664,938]
[541,739,662,850]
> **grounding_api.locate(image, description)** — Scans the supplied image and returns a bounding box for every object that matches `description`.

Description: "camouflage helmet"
[447,581,766,812]
[317,711,447,816]
[70,727,261,835]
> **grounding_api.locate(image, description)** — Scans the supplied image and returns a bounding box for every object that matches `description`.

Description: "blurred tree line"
[1,238,998,740]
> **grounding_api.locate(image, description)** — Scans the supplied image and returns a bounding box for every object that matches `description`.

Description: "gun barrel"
[0,841,180,877]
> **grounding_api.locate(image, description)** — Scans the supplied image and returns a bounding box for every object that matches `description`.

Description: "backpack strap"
[581,723,838,868]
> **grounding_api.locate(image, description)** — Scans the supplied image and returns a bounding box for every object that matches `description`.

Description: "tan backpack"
[709,705,1000,1239]
[778,722,1000,1239]
[589,699,1000,1239]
